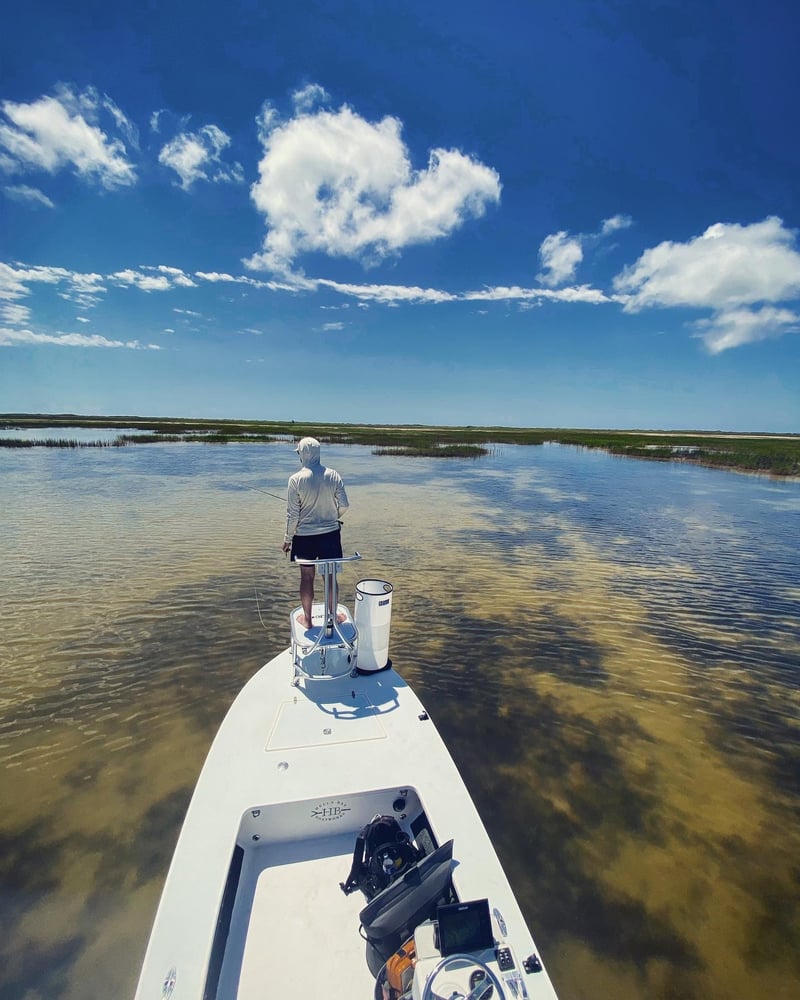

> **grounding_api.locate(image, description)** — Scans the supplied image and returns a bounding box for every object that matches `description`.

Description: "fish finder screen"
[437,899,494,957]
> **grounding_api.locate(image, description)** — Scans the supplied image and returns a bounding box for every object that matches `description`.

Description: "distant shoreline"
[1,413,799,478]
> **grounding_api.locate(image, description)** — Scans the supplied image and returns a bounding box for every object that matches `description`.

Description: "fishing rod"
[245,485,286,503]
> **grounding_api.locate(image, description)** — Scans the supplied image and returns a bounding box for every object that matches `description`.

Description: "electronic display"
[437,899,494,957]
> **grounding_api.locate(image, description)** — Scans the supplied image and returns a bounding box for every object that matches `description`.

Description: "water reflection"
[0,441,798,999]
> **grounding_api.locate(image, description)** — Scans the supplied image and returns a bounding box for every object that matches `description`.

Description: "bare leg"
[299,565,315,627]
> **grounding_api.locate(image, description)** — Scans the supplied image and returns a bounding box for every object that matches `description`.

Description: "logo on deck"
[311,799,351,822]
[162,967,177,998]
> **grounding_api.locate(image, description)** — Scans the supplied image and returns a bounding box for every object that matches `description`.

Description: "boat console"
[371,892,535,1000]
[409,898,530,1000]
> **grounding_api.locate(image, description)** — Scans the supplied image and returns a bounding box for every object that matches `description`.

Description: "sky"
[1,0,799,432]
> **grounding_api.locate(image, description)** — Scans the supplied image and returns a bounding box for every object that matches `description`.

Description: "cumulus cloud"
[614,217,800,311]
[613,217,800,351]
[3,183,55,208]
[537,231,584,286]
[0,85,136,188]
[158,124,244,190]
[692,306,799,354]
[537,215,631,287]
[246,100,501,275]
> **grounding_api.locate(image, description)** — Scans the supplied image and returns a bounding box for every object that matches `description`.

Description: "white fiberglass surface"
[220,833,374,998]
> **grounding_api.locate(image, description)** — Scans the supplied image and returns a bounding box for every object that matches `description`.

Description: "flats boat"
[135,556,559,1000]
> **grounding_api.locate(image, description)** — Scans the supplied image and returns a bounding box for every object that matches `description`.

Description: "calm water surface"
[1,441,798,999]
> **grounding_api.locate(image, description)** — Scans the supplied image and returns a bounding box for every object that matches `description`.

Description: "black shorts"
[290,529,343,562]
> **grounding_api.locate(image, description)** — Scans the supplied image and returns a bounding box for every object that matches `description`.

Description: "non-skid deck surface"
[235,834,376,998]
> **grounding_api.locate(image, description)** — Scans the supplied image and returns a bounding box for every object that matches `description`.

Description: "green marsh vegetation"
[1,414,798,476]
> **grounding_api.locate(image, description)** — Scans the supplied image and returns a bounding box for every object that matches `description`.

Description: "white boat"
[135,556,559,1000]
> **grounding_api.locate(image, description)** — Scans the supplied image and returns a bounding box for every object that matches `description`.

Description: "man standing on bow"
[282,437,350,628]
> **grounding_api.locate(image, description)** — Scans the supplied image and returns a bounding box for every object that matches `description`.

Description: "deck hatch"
[265,693,386,750]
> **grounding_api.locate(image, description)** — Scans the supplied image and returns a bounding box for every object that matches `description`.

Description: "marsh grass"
[1,415,798,476]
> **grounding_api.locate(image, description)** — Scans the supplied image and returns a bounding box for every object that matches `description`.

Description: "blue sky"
[1,0,799,431]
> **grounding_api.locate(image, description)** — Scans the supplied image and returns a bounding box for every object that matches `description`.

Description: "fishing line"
[243,484,289,628]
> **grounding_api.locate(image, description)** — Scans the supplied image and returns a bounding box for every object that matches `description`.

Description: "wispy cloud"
[3,183,55,208]
[601,213,634,236]
[0,327,159,349]
[464,284,609,305]
[316,278,457,304]
[146,265,197,287]
[613,217,800,351]
[1,302,31,325]
[246,97,501,275]
[292,84,330,114]
[0,85,136,189]
[3,215,797,355]
[158,124,244,190]
[110,269,172,291]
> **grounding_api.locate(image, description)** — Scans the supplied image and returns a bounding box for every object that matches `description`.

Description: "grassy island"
[1,414,798,477]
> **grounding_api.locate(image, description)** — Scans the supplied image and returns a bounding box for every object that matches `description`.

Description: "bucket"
[354,579,393,672]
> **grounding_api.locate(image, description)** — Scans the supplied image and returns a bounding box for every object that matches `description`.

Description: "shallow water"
[1,441,798,999]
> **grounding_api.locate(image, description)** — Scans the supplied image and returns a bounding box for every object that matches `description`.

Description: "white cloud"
[321,321,345,331]
[465,284,609,305]
[0,85,136,189]
[0,327,159,349]
[613,217,800,351]
[601,214,633,236]
[246,101,501,275]
[537,231,584,286]
[1,302,31,324]
[111,269,172,291]
[195,270,309,293]
[536,216,635,287]
[317,278,456,305]
[693,306,799,354]
[149,264,197,287]
[61,272,106,308]
[0,262,71,301]
[613,217,800,312]
[158,124,244,190]
[292,84,330,114]
[4,184,55,208]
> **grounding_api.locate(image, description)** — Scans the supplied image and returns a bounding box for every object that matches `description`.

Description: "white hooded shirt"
[284,438,349,541]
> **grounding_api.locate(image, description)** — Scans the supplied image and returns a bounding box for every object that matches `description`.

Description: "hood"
[295,436,321,466]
